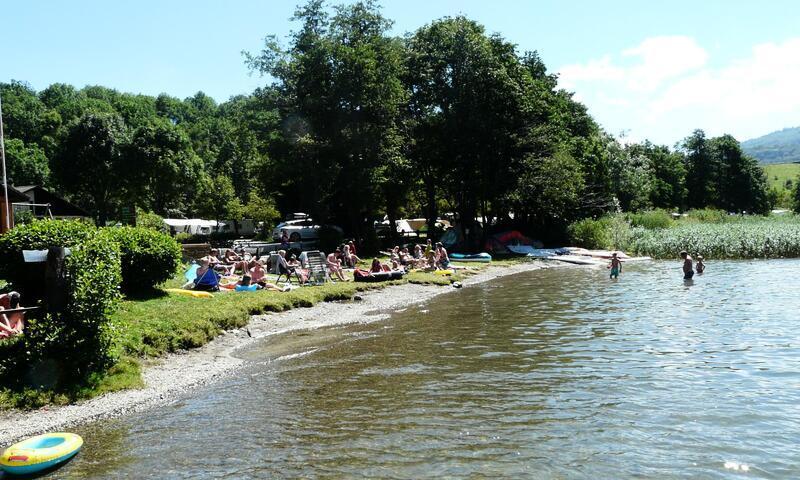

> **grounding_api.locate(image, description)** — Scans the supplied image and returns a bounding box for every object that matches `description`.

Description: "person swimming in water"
[696,255,705,274]
[608,252,622,279]
[680,251,694,279]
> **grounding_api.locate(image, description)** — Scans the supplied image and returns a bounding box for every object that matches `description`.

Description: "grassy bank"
[0,261,503,409]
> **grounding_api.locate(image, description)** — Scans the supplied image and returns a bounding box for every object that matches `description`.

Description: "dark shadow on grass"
[122,288,169,301]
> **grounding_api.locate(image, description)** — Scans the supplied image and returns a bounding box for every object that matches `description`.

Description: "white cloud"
[557,36,800,144]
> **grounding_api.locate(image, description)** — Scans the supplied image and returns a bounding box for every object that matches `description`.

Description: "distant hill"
[742,127,800,165]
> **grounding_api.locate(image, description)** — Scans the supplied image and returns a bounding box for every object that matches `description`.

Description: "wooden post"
[45,247,68,313]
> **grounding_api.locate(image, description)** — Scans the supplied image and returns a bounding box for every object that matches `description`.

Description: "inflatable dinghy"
[1,433,83,476]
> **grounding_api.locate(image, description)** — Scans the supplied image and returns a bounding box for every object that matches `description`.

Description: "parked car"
[271,215,343,242]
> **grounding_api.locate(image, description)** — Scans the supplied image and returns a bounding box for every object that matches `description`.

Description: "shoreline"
[0,260,553,446]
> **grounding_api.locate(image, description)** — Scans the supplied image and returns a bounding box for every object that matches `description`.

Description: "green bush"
[685,208,727,223]
[136,209,168,233]
[3,230,122,388]
[0,219,95,286]
[627,210,673,230]
[102,226,181,294]
[567,217,611,249]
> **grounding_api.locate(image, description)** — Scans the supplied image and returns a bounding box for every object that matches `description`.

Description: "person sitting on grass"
[249,260,268,287]
[424,250,439,271]
[223,249,242,264]
[194,259,221,292]
[0,292,24,339]
[327,249,347,281]
[435,242,450,269]
[342,244,361,268]
[370,258,392,273]
[231,274,259,292]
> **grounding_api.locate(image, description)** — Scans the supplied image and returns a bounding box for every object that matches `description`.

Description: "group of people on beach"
[184,248,304,292]
[375,240,450,272]
[608,251,706,280]
[182,237,455,292]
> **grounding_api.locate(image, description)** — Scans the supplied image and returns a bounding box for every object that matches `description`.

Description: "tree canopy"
[0,0,772,244]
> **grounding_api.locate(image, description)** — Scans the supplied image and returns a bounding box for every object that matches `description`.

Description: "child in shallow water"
[696,255,705,274]
[608,252,622,279]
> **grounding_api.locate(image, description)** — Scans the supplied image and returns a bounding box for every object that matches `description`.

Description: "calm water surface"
[43,261,800,478]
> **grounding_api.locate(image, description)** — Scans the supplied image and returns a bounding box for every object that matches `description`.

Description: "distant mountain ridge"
[741,127,800,165]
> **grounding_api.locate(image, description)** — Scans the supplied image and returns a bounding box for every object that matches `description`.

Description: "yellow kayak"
[1,432,83,475]
[165,288,214,298]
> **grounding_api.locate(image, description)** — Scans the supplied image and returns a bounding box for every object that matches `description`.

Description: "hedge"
[102,226,181,294]
[1,227,122,388]
[0,219,94,286]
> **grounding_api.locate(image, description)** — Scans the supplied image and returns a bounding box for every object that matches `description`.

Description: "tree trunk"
[424,178,437,240]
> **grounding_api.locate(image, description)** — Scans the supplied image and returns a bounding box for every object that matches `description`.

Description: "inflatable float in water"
[450,253,492,263]
[1,433,83,476]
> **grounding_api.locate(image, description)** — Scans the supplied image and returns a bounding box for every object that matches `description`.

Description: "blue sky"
[4,1,800,145]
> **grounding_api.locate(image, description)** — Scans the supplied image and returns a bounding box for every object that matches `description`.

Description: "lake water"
[40,261,800,478]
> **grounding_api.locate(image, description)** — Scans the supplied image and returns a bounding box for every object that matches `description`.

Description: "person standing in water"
[680,251,694,279]
[608,252,622,279]
[696,255,705,274]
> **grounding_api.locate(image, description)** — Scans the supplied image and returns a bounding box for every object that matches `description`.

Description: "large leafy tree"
[681,129,718,209]
[404,17,528,245]
[4,138,51,186]
[710,135,768,213]
[125,120,203,216]
[247,0,407,241]
[52,113,130,224]
[627,141,687,209]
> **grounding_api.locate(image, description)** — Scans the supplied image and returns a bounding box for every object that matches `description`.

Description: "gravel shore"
[0,260,550,446]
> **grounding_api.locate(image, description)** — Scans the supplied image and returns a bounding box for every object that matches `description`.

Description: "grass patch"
[764,162,800,191]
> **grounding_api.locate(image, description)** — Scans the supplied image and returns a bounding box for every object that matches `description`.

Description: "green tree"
[4,138,51,186]
[681,129,718,209]
[0,81,47,144]
[194,174,238,228]
[627,141,687,209]
[52,113,130,224]
[247,0,408,242]
[510,151,585,228]
[126,120,203,216]
[710,134,768,213]
[243,191,281,235]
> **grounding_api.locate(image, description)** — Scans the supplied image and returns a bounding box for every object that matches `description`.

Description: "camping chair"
[305,250,330,285]
[271,253,296,284]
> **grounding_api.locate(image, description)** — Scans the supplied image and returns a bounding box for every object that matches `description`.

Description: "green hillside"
[742,127,800,165]
[763,162,800,208]
[764,162,800,190]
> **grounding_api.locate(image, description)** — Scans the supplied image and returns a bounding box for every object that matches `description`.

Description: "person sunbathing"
[223,249,242,263]
[278,250,307,285]
[343,245,361,268]
[424,250,439,271]
[193,260,221,292]
[435,242,450,269]
[370,258,385,273]
[0,292,24,339]
[326,249,347,281]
